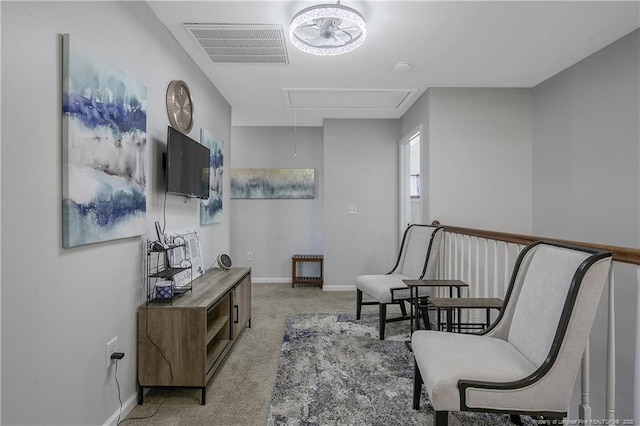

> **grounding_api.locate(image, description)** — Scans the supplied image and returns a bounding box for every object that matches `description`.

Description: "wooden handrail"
[432,221,640,266]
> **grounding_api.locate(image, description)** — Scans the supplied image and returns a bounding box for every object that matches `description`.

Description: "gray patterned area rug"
[267,313,536,426]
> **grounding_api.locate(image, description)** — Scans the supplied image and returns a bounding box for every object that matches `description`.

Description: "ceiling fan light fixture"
[289,2,366,56]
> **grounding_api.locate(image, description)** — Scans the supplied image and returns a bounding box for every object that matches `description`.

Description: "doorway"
[399,126,422,241]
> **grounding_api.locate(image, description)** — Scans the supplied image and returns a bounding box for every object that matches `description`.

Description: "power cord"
[110,338,172,425]
[113,358,123,425]
[162,189,168,234]
[144,306,174,385]
[112,332,171,425]
[117,395,169,425]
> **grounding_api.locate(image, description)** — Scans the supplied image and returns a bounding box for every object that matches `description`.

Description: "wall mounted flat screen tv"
[166,126,210,199]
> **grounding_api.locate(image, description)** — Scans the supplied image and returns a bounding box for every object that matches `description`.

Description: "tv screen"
[166,126,210,199]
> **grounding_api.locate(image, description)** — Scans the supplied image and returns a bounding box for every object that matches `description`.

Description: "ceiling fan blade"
[296,26,323,39]
[301,35,334,47]
[331,35,346,46]
[298,22,318,29]
[335,31,354,43]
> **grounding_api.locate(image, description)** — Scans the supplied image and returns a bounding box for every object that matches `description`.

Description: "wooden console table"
[137,267,251,405]
[291,255,323,288]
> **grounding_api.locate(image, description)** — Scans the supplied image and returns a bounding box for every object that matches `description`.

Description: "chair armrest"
[390,286,409,302]
[457,359,566,415]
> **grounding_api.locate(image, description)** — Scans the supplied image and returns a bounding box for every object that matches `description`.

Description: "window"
[410,174,420,198]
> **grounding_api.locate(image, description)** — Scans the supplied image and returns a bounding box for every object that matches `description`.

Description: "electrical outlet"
[106,337,118,369]
[347,204,358,215]
[247,251,253,261]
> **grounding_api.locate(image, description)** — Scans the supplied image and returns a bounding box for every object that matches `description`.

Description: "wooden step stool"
[291,255,323,288]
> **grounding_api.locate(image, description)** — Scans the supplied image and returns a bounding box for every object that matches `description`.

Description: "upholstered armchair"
[412,241,612,425]
[356,224,443,340]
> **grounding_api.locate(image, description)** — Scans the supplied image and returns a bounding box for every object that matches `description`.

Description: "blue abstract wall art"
[200,128,224,224]
[61,34,147,248]
[230,168,315,199]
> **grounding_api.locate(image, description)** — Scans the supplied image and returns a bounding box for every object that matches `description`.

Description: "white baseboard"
[251,278,355,292]
[252,277,291,284]
[103,391,138,426]
[322,285,355,291]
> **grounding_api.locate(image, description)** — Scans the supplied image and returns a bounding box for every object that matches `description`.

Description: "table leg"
[413,287,420,332]
[410,287,415,334]
[446,307,453,332]
[485,308,490,329]
[455,287,460,333]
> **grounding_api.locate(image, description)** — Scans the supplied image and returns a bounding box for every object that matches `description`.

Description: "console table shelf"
[206,315,229,343]
[148,266,190,279]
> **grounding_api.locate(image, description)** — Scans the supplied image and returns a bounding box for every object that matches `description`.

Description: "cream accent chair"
[356,224,443,340]
[412,241,612,425]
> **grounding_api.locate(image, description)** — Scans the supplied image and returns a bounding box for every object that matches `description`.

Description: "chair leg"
[356,289,363,320]
[420,307,431,330]
[413,360,422,409]
[510,415,523,425]
[379,304,386,340]
[434,411,449,426]
[399,300,407,317]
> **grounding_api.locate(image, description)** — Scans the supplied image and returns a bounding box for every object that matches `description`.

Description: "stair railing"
[431,221,640,423]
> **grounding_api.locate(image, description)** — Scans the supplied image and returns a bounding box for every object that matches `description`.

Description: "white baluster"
[606,268,616,421]
[459,234,464,280]
[460,234,465,283]
[480,239,490,325]
[462,235,476,322]
[579,341,591,422]
[471,237,479,324]
[467,235,472,292]
[636,267,640,421]
[474,237,479,298]
[439,232,446,280]
[453,234,459,280]
[447,233,453,280]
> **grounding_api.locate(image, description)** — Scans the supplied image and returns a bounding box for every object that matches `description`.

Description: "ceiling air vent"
[185,24,289,64]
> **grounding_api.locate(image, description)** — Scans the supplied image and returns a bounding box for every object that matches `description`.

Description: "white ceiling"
[147,1,640,127]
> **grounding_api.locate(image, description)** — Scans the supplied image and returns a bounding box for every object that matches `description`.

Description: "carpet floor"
[267,313,537,426]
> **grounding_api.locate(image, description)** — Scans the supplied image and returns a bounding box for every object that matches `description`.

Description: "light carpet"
[267,313,536,426]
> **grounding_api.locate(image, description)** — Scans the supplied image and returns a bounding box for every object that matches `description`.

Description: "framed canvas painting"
[200,128,223,225]
[61,34,147,248]
[230,168,315,199]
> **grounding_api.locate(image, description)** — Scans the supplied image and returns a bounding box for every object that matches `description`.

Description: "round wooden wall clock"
[166,80,194,133]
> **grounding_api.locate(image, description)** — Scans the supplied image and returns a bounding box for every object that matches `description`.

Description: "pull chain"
[293,108,298,157]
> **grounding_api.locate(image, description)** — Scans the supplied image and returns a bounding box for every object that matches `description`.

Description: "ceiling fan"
[289,1,367,56]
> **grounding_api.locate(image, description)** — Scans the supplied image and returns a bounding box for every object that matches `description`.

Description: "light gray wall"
[1,2,231,424]
[323,119,400,290]
[229,126,323,279]
[402,88,534,234]
[532,29,639,420]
